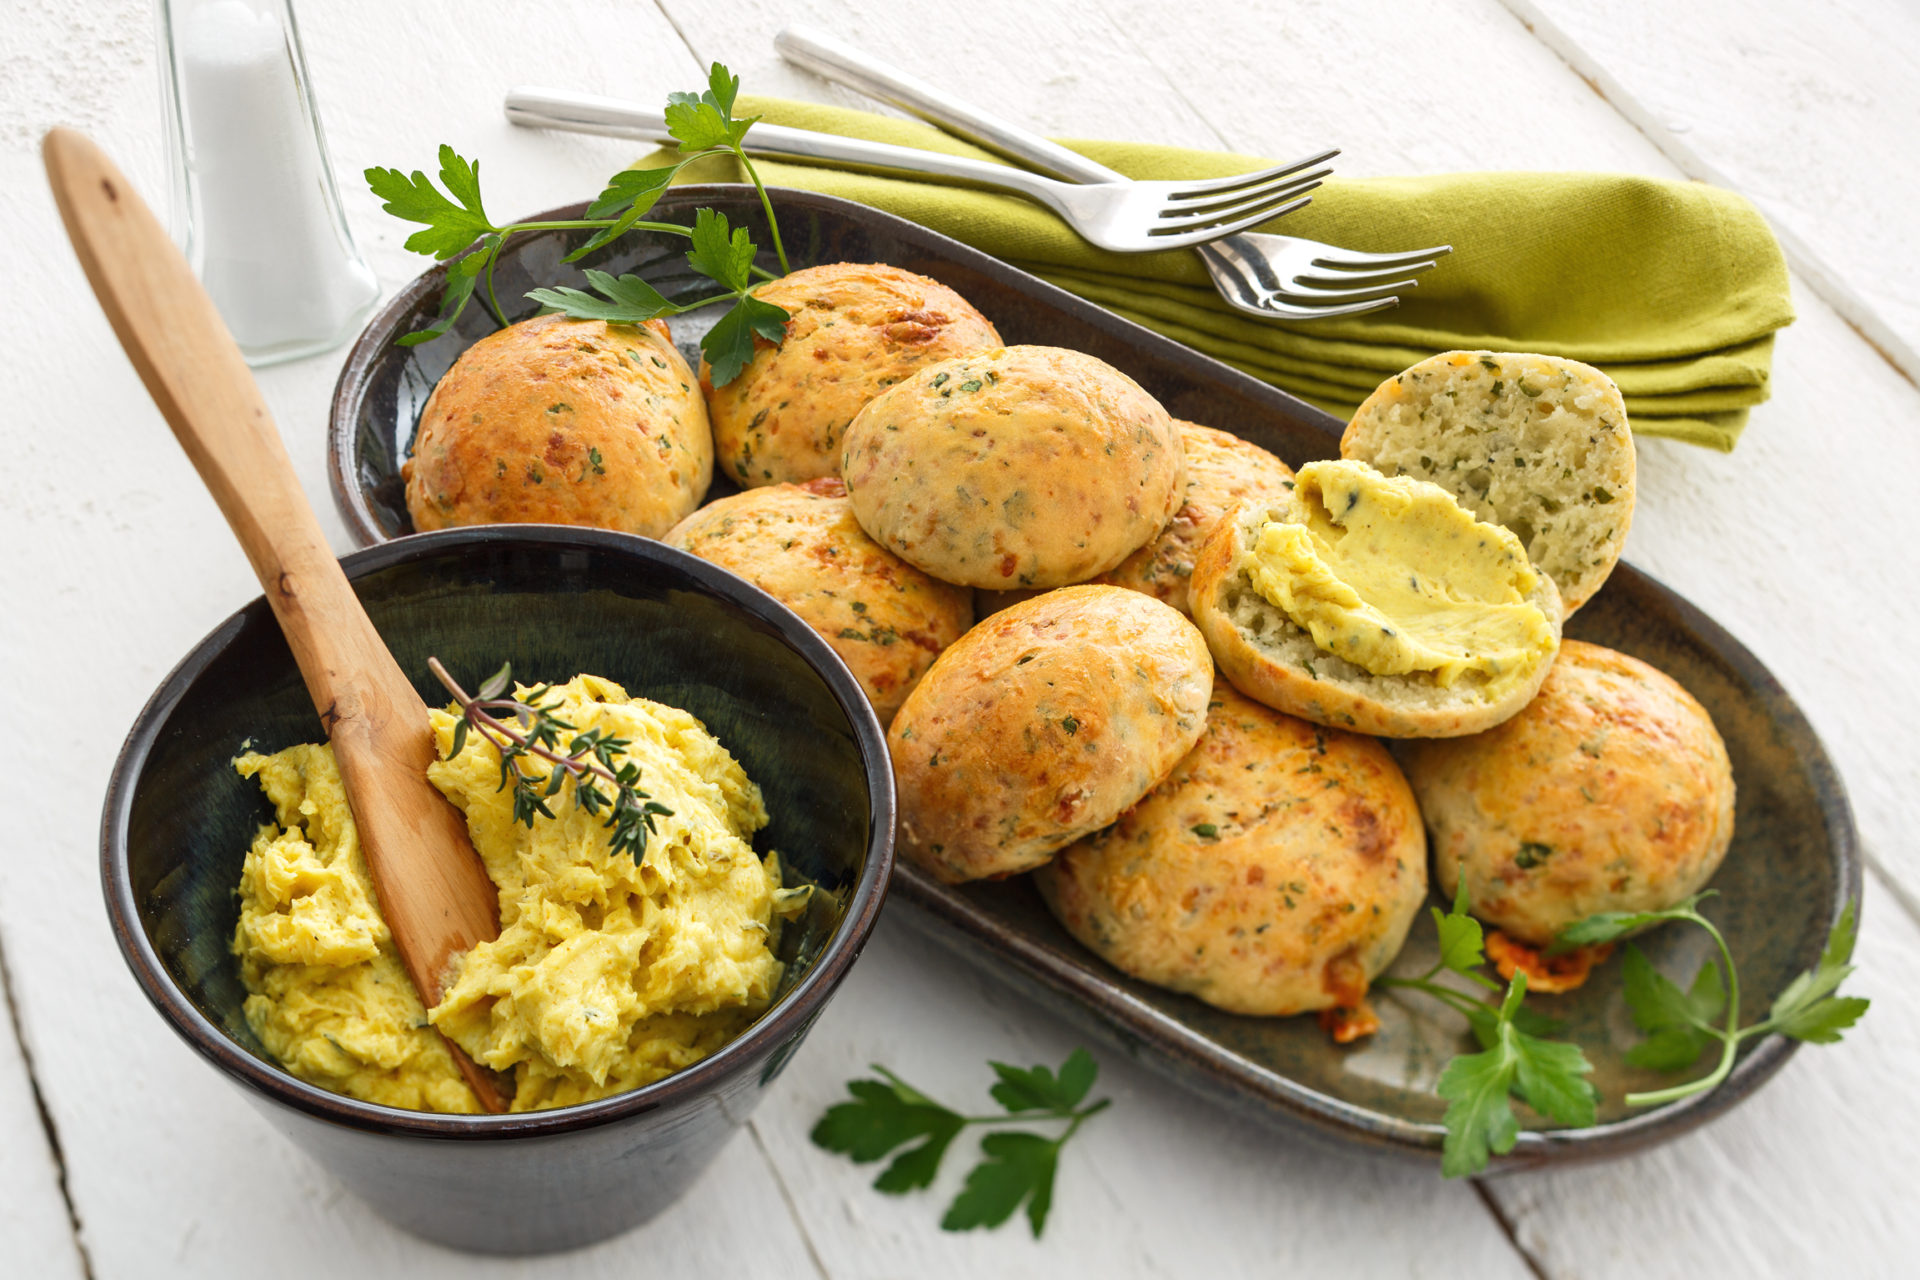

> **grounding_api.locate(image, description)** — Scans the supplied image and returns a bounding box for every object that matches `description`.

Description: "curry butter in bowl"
[101,527,893,1254]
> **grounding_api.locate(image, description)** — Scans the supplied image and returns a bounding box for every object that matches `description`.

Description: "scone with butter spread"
[1095,422,1295,616]
[889,585,1212,883]
[663,477,973,725]
[1404,640,1735,945]
[405,314,712,537]
[840,346,1185,590]
[1189,459,1563,738]
[705,263,1002,488]
[1342,351,1634,618]
[1033,683,1426,1018]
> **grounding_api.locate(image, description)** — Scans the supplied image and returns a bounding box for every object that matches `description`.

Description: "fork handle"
[775,26,1128,186]
[503,87,1082,213]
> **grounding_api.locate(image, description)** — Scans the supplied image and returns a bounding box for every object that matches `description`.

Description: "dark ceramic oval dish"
[329,187,1860,1171]
[102,527,894,1253]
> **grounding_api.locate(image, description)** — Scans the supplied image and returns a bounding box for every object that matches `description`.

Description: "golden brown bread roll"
[888,585,1212,884]
[703,263,1002,488]
[1404,640,1735,945]
[1095,422,1295,616]
[1034,683,1426,1016]
[404,314,711,536]
[840,346,1185,590]
[663,477,973,725]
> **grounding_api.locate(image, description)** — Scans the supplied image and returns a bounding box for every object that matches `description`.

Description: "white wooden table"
[3,1,1917,1274]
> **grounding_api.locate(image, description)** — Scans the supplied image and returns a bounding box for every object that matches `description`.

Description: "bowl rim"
[99,524,897,1138]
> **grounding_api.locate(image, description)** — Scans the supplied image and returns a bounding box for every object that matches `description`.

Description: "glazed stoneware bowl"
[101,527,894,1254]
[326,187,1859,1171]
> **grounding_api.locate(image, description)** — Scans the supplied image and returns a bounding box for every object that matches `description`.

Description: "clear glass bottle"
[156,0,380,365]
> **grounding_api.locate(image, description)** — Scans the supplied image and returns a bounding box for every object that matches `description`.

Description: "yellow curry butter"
[231,675,804,1114]
[1246,460,1555,697]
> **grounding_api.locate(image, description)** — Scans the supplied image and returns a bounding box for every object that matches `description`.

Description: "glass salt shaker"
[156,0,380,365]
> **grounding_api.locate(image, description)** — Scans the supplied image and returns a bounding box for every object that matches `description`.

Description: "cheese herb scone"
[1342,351,1635,618]
[1095,422,1295,616]
[1404,641,1735,945]
[233,677,804,1113]
[840,346,1186,590]
[1190,462,1563,738]
[404,314,712,537]
[889,586,1213,883]
[664,477,973,725]
[704,263,1002,488]
[1033,683,1426,1018]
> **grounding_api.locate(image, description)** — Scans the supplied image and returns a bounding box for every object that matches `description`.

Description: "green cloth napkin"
[645,97,1794,451]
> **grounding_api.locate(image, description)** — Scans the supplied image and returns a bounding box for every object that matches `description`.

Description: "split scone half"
[1341,351,1634,619]
[1190,460,1564,739]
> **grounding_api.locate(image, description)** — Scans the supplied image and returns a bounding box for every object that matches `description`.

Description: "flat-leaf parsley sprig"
[1555,893,1868,1107]
[1373,883,1598,1177]
[366,62,790,383]
[427,658,673,863]
[811,1049,1110,1238]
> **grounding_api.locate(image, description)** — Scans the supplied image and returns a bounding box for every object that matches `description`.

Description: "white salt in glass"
[157,0,379,365]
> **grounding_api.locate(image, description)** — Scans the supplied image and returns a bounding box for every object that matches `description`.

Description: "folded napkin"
[647,97,1794,451]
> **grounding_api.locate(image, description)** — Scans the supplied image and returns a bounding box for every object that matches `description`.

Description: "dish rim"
[323,187,1862,1164]
[99,523,898,1139]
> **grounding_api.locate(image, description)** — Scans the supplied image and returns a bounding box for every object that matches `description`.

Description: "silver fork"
[777,26,1451,320]
[502,89,1334,256]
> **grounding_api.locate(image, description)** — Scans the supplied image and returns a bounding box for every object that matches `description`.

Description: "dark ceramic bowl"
[101,527,894,1254]
[327,187,1859,1171]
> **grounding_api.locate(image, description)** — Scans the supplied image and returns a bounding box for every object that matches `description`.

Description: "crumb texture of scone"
[1342,350,1635,617]
[404,314,712,537]
[1033,683,1426,1016]
[1096,422,1295,615]
[1189,489,1563,739]
[888,585,1213,884]
[705,263,1002,488]
[840,345,1186,590]
[1405,640,1736,945]
[663,477,973,725]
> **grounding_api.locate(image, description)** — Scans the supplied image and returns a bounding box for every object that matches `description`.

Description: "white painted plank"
[1488,861,1920,1278]
[0,2,826,1276]
[746,915,1537,1280]
[0,952,87,1278]
[3,0,1916,1275]
[1508,0,1920,386]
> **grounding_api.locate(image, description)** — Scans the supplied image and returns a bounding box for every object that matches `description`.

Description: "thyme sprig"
[427,658,673,863]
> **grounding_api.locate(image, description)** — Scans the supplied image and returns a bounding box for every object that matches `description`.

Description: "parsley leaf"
[566,165,681,263]
[1437,974,1597,1177]
[664,62,755,150]
[1618,945,1722,1071]
[365,144,495,259]
[702,293,791,387]
[942,1132,1059,1238]
[1552,892,1714,950]
[395,239,495,347]
[812,1050,1108,1237]
[1434,879,1498,989]
[525,269,673,325]
[988,1048,1097,1113]
[810,1070,966,1195]
[685,207,759,293]
[1768,899,1868,1044]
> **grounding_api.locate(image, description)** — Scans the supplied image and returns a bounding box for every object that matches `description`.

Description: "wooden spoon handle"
[44,128,510,1113]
